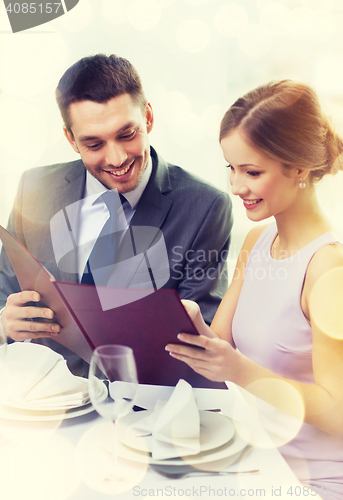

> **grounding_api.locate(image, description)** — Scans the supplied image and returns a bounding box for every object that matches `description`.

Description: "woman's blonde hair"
[220,80,343,181]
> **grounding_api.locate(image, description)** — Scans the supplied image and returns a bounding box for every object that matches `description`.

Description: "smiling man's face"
[64,93,154,193]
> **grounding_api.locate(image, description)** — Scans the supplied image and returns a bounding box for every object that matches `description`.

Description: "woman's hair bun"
[220,80,343,183]
[325,125,343,177]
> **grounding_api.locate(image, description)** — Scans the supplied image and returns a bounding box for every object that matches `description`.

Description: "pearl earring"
[299,178,306,189]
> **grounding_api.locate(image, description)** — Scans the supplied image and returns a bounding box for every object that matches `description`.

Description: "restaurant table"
[0,381,307,500]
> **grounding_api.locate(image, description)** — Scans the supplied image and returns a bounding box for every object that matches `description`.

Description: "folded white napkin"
[0,342,89,409]
[128,379,201,460]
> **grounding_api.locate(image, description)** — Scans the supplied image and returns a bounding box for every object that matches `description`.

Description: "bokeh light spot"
[102,0,128,24]
[285,7,320,40]
[301,0,335,9]
[0,33,67,97]
[176,19,211,53]
[171,110,203,146]
[313,56,343,96]
[238,23,272,58]
[0,418,61,445]
[128,0,162,31]
[76,421,149,495]
[201,104,228,139]
[0,435,79,500]
[157,0,177,6]
[260,2,290,36]
[245,378,304,447]
[60,0,92,32]
[309,267,343,340]
[0,98,47,170]
[214,4,249,39]
[159,91,202,146]
[160,91,191,121]
[184,0,211,5]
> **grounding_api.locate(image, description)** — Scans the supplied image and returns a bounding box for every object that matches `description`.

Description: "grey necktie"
[81,191,125,286]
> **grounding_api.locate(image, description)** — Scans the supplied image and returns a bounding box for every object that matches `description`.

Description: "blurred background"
[1,0,343,274]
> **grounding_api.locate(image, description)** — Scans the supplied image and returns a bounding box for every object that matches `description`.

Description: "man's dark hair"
[56,54,147,132]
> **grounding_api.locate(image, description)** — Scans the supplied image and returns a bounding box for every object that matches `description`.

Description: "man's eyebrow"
[78,122,137,143]
[117,122,136,133]
[79,135,100,142]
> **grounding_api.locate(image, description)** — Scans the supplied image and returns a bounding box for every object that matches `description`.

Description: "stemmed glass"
[88,344,138,484]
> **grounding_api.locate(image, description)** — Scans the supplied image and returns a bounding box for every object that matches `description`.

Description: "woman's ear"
[296,169,310,190]
[297,169,310,181]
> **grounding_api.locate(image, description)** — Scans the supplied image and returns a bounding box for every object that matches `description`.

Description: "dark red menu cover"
[0,225,226,388]
[0,225,93,363]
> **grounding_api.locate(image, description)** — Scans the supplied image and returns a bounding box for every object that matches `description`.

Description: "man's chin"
[88,156,147,192]
[99,174,140,194]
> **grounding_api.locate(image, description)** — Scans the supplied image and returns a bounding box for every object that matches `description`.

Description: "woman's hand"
[181,299,217,338]
[165,332,237,382]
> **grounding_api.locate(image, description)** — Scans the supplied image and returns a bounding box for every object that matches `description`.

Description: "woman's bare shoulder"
[234,224,270,269]
[242,224,270,251]
[306,242,343,289]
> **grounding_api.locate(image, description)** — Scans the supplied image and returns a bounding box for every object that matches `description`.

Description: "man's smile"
[104,159,135,180]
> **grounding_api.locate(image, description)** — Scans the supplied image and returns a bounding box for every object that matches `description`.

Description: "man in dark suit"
[0,54,233,374]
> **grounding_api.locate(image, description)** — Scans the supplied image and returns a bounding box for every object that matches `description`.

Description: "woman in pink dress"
[166,80,343,498]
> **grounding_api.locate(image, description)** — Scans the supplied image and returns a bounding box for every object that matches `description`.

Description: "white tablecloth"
[0,382,306,500]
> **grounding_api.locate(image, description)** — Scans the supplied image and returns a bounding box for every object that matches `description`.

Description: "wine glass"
[88,344,138,484]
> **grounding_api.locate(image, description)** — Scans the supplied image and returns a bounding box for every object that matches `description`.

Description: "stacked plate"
[0,342,109,422]
[0,377,106,421]
[116,410,250,471]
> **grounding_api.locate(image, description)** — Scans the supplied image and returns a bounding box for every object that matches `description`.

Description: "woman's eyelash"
[226,164,260,176]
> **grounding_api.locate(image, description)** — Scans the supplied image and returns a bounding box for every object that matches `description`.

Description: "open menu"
[0,225,226,388]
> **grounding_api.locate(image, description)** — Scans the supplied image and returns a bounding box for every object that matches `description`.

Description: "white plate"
[117,418,250,466]
[0,401,96,421]
[0,377,106,412]
[118,410,235,455]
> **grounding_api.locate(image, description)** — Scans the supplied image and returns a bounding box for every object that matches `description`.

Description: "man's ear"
[145,103,154,134]
[63,125,80,154]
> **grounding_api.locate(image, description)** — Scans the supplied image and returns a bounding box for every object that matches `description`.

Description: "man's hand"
[2,291,61,341]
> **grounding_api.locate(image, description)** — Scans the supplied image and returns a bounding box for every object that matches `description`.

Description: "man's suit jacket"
[0,147,233,375]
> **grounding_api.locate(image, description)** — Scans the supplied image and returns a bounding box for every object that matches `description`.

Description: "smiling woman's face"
[221,129,301,222]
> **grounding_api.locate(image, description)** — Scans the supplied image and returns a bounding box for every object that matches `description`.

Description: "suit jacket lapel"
[49,161,85,283]
[130,147,172,228]
[56,160,85,208]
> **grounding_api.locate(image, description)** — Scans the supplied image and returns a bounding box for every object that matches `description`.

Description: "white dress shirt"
[76,158,152,281]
